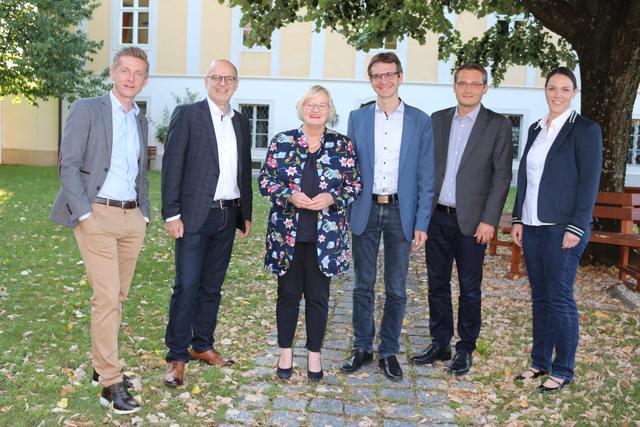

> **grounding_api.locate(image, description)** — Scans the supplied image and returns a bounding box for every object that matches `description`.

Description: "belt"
[211,199,239,209]
[372,193,398,204]
[436,204,456,215]
[94,197,138,209]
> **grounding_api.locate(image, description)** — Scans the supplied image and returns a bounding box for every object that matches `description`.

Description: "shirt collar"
[207,97,235,119]
[109,90,139,115]
[539,108,573,131]
[454,104,481,122]
[375,100,405,115]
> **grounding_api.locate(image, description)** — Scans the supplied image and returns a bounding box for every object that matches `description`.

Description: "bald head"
[204,59,239,111]
[207,59,238,77]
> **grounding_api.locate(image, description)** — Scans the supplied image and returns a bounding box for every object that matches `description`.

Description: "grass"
[0,165,638,426]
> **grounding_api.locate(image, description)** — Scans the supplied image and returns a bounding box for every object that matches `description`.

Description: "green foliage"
[0,0,109,104]
[221,0,576,84]
[153,87,201,143]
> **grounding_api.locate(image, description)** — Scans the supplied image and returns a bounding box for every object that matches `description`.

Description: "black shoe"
[99,382,140,415]
[538,376,571,394]
[340,349,373,373]
[93,369,134,389]
[410,343,452,365]
[276,352,293,380]
[448,351,472,376]
[307,353,323,382]
[515,367,548,382]
[378,355,403,382]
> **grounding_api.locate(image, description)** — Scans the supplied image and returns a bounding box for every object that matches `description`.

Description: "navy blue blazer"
[161,99,253,234]
[512,110,602,238]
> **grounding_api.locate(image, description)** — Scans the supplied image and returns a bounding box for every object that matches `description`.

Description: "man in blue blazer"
[410,64,512,376]
[341,52,435,381]
[161,59,252,387]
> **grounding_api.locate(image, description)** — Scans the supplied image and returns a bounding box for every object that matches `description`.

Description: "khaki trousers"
[73,203,146,387]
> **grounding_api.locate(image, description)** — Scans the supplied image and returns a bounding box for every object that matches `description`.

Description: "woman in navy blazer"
[511,67,602,393]
[258,85,361,381]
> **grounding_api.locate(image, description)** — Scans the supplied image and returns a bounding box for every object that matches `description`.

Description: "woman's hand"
[306,193,335,211]
[562,232,580,249]
[290,192,312,209]
[511,223,523,247]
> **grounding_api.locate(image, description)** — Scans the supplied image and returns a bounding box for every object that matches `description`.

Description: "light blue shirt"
[98,91,141,202]
[438,104,481,207]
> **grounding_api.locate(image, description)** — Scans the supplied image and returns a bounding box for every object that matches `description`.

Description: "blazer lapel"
[438,107,456,172]
[100,94,113,157]
[232,112,244,185]
[458,105,489,170]
[198,99,220,167]
[399,106,412,172]
[364,104,376,173]
[543,110,578,170]
[135,111,146,172]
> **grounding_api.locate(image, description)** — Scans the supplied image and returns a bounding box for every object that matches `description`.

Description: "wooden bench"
[488,213,527,279]
[591,191,640,290]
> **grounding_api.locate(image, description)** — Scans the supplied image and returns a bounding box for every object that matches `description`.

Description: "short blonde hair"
[112,47,149,74]
[296,85,336,124]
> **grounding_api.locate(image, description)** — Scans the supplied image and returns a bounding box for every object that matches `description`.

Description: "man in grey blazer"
[50,47,150,414]
[410,63,512,376]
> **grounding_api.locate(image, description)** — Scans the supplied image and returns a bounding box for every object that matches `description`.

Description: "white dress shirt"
[207,98,240,201]
[373,101,404,195]
[522,108,573,225]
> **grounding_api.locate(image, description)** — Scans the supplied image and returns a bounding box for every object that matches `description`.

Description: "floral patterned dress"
[258,127,362,277]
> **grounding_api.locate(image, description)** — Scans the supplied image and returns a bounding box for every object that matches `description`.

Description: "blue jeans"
[165,206,237,362]
[352,202,411,358]
[523,224,589,381]
[425,209,485,353]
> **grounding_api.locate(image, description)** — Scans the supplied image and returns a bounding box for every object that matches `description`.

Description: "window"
[628,119,640,165]
[240,104,270,149]
[121,0,150,45]
[368,36,398,51]
[136,100,147,116]
[504,114,523,160]
[240,22,269,50]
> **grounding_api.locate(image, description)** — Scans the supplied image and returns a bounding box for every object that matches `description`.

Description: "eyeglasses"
[304,103,329,112]
[206,75,238,84]
[455,81,485,89]
[369,71,401,81]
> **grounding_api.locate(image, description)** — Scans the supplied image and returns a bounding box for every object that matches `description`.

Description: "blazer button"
[104,168,109,172]
[97,186,100,190]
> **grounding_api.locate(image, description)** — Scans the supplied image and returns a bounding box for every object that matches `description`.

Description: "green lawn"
[0,165,274,425]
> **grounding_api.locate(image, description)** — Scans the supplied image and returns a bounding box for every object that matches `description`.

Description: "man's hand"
[474,222,495,245]
[306,193,335,211]
[237,220,251,238]
[562,232,580,249]
[290,192,312,209]
[165,218,184,239]
[411,230,428,253]
[511,224,523,247]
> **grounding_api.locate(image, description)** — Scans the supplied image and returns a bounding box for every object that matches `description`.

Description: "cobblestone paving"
[222,254,466,426]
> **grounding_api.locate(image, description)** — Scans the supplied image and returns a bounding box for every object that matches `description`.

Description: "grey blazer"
[50,93,150,227]
[431,104,512,236]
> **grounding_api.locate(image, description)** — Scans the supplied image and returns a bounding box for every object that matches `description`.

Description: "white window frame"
[118,0,150,46]
[627,118,640,166]
[110,1,156,73]
[236,100,274,162]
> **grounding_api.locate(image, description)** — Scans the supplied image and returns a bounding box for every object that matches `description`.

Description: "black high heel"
[307,353,323,382]
[276,351,293,380]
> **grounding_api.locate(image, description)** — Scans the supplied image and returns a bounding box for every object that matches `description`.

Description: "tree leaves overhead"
[0,0,108,104]
[220,0,576,84]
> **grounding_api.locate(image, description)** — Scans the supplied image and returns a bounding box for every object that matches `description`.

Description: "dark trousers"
[523,224,588,381]
[277,242,330,352]
[165,206,237,361]
[425,209,485,353]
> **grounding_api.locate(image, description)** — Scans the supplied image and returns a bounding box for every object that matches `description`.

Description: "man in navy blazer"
[410,64,512,376]
[161,59,252,387]
[341,52,435,381]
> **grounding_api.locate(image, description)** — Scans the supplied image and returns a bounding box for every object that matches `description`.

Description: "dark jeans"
[425,209,485,353]
[277,242,330,352]
[352,202,411,358]
[523,224,588,381]
[165,206,237,361]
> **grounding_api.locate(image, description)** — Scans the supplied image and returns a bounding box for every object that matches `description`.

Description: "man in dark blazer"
[161,59,252,387]
[50,47,150,414]
[410,63,512,376]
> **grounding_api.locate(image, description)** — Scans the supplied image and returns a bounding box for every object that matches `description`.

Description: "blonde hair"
[112,47,149,74]
[295,85,336,124]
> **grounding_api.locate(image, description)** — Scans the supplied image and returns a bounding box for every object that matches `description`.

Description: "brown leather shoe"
[163,360,185,387]
[189,348,235,366]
